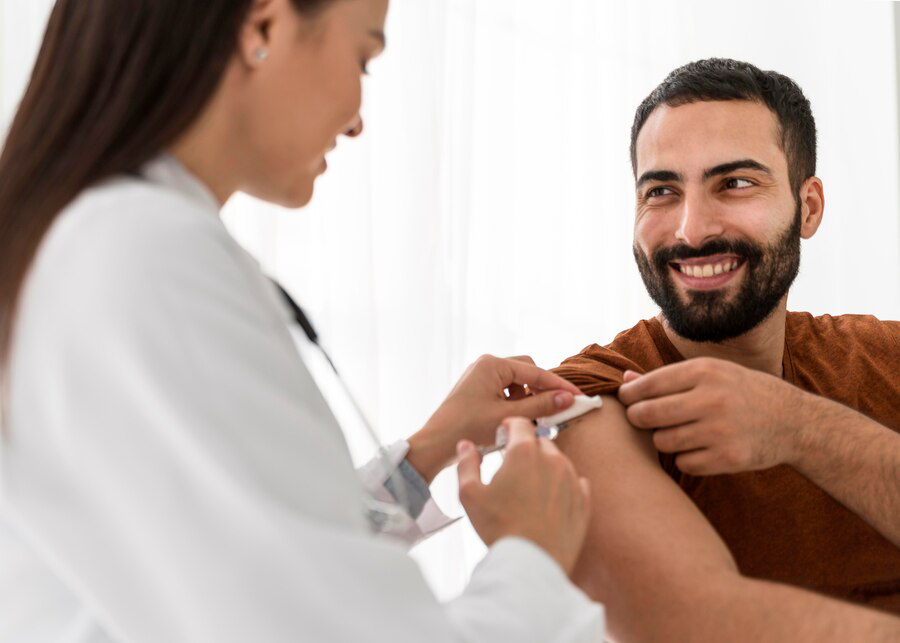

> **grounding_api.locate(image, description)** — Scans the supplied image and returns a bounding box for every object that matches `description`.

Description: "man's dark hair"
[630,58,817,196]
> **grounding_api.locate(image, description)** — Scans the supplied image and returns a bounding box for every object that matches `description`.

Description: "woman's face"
[234,0,388,207]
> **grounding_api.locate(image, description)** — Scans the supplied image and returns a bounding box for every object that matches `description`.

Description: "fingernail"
[495,426,508,446]
[457,441,472,456]
[554,392,573,408]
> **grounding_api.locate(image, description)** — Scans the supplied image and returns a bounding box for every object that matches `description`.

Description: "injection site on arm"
[554,397,900,642]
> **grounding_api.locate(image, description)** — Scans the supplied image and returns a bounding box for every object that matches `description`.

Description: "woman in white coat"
[0,0,605,641]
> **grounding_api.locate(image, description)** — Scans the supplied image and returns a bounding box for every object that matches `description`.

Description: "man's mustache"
[651,238,764,270]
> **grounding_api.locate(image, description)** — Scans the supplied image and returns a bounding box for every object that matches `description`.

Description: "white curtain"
[3,0,899,602]
[0,0,56,125]
[223,0,900,598]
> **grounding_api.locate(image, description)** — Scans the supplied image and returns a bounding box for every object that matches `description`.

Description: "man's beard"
[633,204,802,343]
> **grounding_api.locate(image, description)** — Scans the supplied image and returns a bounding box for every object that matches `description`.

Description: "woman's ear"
[798,176,825,240]
[237,0,278,69]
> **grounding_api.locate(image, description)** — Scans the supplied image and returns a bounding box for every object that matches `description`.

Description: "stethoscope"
[272,280,416,534]
[133,162,415,532]
[271,281,345,396]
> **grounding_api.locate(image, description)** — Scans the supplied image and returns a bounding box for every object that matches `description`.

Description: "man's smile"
[669,254,747,291]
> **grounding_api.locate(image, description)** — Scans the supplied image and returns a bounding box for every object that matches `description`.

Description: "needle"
[474,394,603,457]
[476,420,575,457]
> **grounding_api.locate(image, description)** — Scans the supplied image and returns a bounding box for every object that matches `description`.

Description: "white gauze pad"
[536,395,603,429]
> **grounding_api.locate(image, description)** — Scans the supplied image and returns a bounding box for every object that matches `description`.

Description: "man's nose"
[674,192,725,248]
[344,116,364,138]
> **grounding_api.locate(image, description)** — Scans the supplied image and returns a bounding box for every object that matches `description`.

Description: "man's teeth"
[678,260,739,278]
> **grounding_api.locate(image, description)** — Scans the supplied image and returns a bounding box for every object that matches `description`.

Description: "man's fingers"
[508,389,574,419]
[674,448,720,476]
[626,391,699,429]
[499,358,581,396]
[618,361,700,405]
[652,425,705,454]
[456,441,485,503]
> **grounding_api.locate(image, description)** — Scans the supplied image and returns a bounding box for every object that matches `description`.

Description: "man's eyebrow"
[636,170,682,190]
[369,29,386,48]
[703,159,772,180]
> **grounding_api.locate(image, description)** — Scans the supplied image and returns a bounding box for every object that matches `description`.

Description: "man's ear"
[798,176,825,240]
[237,0,278,69]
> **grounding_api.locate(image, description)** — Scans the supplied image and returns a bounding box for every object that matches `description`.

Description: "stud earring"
[254,47,269,62]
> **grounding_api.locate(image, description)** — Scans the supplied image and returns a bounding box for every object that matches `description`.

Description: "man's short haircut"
[630,58,817,195]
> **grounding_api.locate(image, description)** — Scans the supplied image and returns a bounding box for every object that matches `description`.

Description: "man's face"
[632,100,802,343]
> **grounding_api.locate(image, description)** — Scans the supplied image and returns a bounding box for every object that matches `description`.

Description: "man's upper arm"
[556,396,737,642]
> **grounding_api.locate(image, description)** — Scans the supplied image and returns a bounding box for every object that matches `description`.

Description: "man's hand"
[457,418,591,576]
[407,355,580,483]
[620,356,900,548]
[617,357,810,475]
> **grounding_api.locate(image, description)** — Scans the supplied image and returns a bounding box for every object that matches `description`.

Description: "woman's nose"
[344,117,364,138]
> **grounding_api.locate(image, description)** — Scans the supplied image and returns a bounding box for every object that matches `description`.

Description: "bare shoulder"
[555,398,900,642]
[556,395,660,482]
[555,396,736,641]
[556,396,733,564]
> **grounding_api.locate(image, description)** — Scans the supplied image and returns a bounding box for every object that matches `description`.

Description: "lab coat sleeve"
[450,537,606,643]
[3,185,604,643]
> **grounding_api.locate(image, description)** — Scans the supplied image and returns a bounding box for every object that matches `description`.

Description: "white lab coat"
[0,156,604,643]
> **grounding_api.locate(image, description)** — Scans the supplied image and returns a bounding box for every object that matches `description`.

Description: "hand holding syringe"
[477,395,603,456]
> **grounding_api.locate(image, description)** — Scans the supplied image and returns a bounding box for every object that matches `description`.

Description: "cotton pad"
[536,395,603,430]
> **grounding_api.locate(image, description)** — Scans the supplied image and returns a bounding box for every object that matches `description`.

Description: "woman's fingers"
[504,357,537,400]
[505,355,536,366]
[502,417,539,449]
[456,441,485,506]
[508,389,574,419]
[498,358,581,395]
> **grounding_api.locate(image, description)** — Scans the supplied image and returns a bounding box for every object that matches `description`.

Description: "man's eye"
[647,186,674,199]
[725,178,754,189]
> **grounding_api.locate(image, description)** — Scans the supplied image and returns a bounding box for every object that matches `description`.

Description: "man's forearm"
[790,392,900,546]
[713,574,900,642]
[671,571,900,643]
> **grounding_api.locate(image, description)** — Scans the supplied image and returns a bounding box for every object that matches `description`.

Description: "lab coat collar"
[140,153,221,214]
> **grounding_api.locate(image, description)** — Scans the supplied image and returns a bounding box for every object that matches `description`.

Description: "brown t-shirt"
[554,312,900,614]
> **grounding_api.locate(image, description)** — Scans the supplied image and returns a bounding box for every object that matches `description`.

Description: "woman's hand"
[406,354,580,483]
[457,418,591,576]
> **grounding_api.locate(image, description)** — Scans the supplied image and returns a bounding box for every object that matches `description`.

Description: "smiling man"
[551,58,900,640]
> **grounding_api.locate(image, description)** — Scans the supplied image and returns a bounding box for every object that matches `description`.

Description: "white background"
[3,0,899,601]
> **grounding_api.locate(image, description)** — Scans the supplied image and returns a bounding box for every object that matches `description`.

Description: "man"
[551,58,900,641]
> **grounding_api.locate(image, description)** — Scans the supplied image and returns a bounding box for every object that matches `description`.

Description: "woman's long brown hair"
[0,0,332,378]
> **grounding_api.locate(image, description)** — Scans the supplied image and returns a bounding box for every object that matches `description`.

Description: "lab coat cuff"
[358,440,459,546]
